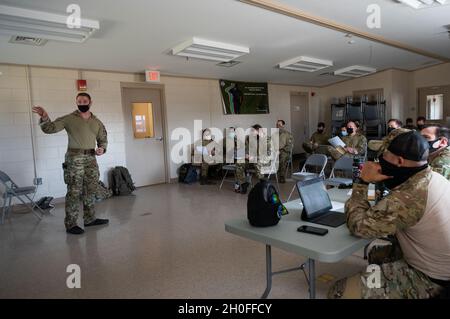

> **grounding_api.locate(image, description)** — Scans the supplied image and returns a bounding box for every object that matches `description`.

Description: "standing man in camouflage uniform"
[276,120,293,183]
[328,120,367,160]
[235,124,271,194]
[195,128,220,185]
[32,93,109,235]
[421,124,450,180]
[329,131,450,299]
[302,122,329,154]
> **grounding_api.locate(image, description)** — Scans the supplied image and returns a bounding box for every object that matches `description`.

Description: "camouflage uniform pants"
[278,151,290,179]
[235,162,264,185]
[201,162,209,178]
[328,258,442,299]
[63,154,99,229]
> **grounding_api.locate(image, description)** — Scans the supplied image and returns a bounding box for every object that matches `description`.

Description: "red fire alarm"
[77,80,87,91]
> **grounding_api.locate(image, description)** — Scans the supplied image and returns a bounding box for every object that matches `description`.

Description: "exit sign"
[145,70,160,83]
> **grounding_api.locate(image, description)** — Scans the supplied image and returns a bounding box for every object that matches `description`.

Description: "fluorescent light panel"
[278,56,333,72]
[0,5,99,43]
[171,37,249,62]
[334,65,377,77]
[397,0,449,9]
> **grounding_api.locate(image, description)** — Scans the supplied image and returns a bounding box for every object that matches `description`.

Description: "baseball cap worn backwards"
[387,131,429,162]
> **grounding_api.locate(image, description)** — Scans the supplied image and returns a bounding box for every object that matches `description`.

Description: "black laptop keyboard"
[314,212,346,227]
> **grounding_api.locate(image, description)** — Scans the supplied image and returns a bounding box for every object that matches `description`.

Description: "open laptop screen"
[296,178,333,219]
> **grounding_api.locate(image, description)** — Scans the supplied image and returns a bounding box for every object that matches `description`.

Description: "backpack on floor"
[110,166,136,196]
[247,180,288,227]
[178,164,191,183]
[182,165,198,184]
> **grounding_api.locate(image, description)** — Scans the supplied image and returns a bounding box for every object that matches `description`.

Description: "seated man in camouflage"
[328,121,367,160]
[421,124,450,181]
[302,122,329,155]
[235,124,271,194]
[329,131,450,299]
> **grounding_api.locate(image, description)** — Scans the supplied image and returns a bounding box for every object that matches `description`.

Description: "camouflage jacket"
[429,146,450,181]
[342,133,367,156]
[310,131,330,146]
[345,167,431,239]
[278,128,294,153]
[40,111,108,152]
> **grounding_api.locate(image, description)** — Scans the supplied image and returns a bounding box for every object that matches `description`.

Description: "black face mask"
[77,104,90,113]
[417,124,425,131]
[387,127,395,134]
[346,127,354,135]
[428,139,441,153]
[379,156,428,190]
[317,128,324,133]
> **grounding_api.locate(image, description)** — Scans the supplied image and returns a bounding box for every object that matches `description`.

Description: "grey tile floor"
[0,178,367,299]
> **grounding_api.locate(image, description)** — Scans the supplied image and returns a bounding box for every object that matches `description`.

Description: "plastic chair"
[324,156,353,187]
[0,170,44,224]
[287,154,328,201]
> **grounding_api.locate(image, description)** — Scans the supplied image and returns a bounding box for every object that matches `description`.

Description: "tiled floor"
[0,177,367,299]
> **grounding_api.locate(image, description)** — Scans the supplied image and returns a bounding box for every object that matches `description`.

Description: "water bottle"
[352,155,364,181]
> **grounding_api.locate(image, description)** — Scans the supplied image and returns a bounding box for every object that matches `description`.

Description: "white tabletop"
[225,188,371,263]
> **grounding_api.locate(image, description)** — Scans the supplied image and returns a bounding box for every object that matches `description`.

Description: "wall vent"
[9,35,47,46]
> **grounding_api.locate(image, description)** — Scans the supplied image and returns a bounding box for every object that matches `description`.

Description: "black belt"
[429,276,450,288]
[67,148,95,155]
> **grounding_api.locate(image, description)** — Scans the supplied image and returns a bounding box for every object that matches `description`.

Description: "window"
[426,94,444,120]
[131,102,154,139]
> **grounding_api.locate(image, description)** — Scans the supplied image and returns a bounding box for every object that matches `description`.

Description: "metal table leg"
[261,245,272,299]
[308,258,316,299]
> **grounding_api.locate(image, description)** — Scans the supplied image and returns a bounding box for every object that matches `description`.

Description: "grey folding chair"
[0,170,44,224]
[287,154,328,201]
[324,156,353,187]
[284,145,294,178]
[219,164,237,190]
[261,151,280,193]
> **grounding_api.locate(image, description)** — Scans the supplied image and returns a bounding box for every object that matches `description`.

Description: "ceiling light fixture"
[171,37,250,62]
[334,65,377,77]
[0,4,99,43]
[278,56,333,72]
[396,0,449,9]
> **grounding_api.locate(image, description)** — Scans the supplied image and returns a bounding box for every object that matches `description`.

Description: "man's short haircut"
[76,92,91,101]
[252,124,262,131]
[422,124,450,140]
[277,120,285,125]
[317,122,325,128]
[406,118,413,124]
[388,118,403,127]
[417,116,426,122]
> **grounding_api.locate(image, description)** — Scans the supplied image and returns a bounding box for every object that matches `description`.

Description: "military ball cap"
[387,130,429,162]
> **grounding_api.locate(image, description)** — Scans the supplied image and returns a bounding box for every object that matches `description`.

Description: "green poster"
[220,79,269,115]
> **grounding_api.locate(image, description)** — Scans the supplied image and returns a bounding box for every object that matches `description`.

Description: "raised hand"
[32,106,48,120]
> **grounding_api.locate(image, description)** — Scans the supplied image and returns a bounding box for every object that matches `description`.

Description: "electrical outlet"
[34,177,43,185]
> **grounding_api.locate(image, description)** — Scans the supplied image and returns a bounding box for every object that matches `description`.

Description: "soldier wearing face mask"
[421,124,450,181]
[329,131,450,299]
[328,120,367,160]
[32,93,108,235]
[387,119,402,134]
[302,122,329,154]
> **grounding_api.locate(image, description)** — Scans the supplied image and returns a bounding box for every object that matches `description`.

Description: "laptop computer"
[296,178,346,227]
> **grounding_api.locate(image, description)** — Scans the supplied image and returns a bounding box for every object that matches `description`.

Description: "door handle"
[155,136,163,141]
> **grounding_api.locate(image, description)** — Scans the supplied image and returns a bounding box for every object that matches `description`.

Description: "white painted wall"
[0,64,318,202]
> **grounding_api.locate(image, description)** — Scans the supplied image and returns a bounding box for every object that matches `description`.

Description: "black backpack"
[110,166,136,196]
[247,180,288,227]
[178,164,198,184]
